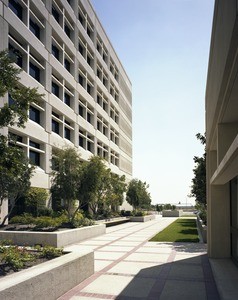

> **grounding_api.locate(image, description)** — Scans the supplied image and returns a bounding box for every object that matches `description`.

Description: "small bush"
[34,216,61,229]
[121,210,132,217]
[9,213,35,224]
[40,246,63,259]
[133,211,145,217]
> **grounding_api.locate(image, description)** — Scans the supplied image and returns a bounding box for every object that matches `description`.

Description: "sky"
[90,0,215,205]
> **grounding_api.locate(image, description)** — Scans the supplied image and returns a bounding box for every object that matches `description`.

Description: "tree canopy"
[126,179,151,210]
[0,50,43,225]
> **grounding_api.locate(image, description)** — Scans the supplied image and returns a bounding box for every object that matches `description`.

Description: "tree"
[106,173,127,212]
[190,133,206,206]
[50,147,82,220]
[0,50,43,225]
[126,179,151,210]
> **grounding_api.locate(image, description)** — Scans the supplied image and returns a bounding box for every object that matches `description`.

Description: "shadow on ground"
[114,253,220,300]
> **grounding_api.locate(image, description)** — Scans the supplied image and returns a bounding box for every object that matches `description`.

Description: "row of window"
[9,0,119,82]
[9,130,120,168]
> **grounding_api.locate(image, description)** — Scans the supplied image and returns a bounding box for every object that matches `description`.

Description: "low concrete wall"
[0,250,94,300]
[162,210,182,217]
[197,216,207,243]
[0,224,106,247]
[130,215,156,222]
[96,217,130,227]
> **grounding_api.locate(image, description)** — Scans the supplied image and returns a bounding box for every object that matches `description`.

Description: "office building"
[0,0,133,214]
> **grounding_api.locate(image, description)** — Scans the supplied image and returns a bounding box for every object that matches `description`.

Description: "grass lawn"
[150,218,199,243]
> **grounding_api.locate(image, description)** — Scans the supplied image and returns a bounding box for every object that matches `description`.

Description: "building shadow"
[114,252,220,300]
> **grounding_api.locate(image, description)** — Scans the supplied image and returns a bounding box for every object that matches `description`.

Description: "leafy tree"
[50,147,82,220]
[107,173,127,212]
[190,133,206,206]
[126,179,151,210]
[0,50,42,225]
[79,156,109,216]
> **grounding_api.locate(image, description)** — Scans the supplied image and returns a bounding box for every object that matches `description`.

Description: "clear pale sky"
[91,0,215,205]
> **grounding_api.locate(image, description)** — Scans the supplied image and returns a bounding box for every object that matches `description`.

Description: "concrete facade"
[206,0,238,261]
[0,0,132,209]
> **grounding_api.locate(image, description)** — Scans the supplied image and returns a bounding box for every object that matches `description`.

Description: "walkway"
[58,216,220,300]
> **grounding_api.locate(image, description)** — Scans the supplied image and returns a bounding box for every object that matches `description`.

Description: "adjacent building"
[206,0,238,264]
[0,0,133,213]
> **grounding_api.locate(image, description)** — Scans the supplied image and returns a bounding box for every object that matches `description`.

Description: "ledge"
[130,215,155,222]
[0,250,94,300]
[0,224,106,247]
[162,210,183,217]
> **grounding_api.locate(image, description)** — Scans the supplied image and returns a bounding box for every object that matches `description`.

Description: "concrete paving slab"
[174,253,202,264]
[94,251,126,260]
[64,245,98,252]
[107,261,163,276]
[81,274,156,298]
[110,241,141,246]
[94,260,114,272]
[125,252,169,263]
[98,245,135,252]
[159,280,206,300]
[168,264,204,280]
[135,246,172,254]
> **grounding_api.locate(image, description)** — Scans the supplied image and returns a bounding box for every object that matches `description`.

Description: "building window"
[52,45,59,60]
[9,0,23,20]
[30,150,40,166]
[8,95,15,106]
[87,141,93,153]
[78,74,84,86]
[79,136,84,147]
[29,62,40,82]
[52,119,59,134]
[79,104,84,116]
[64,93,70,106]
[9,44,22,67]
[64,25,71,38]
[78,42,84,55]
[87,84,91,95]
[30,19,40,39]
[29,106,40,124]
[64,127,71,140]
[64,59,70,72]
[52,82,59,97]
[52,6,60,23]
[30,140,40,149]
[87,112,91,123]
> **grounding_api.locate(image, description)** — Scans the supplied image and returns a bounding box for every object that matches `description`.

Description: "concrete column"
[207,182,230,258]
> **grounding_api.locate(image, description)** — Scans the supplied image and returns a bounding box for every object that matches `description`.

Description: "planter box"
[130,215,155,222]
[197,216,207,243]
[162,210,182,217]
[96,217,130,227]
[0,250,94,300]
[0,224,106,247]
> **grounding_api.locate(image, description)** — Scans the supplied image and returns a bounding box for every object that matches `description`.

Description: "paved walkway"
[58,216,220,300]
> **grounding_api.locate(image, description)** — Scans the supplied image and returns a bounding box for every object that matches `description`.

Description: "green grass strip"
[150,218,199,243]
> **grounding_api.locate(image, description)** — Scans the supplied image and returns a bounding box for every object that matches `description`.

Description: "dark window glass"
[78,42,84,55]
[87,27,91,38]
[52,111,60,118]
[30,140,40,149]
[87,141,92,152]
[52,119,59,134]
[8,95,15,106]
[87,112,91,123]
[30,106,40,124]
[30,19,40,39]
[64,93,70,106]
[78,74,84,86]
[79,105,84,116]
[64,59,70,72]
[87,56,91,66]
[30,150,40,166]
[9,44,22,67]
[64,25,71,38]
[52,45,59,60]
[65,119,70,126]
[78,13,83,25]
[29,62,40,82]
[52,82,59,97]
[87,84,92,95]
[64,127,71,140]
[79,136,84,147]
[9,0,23,20]
[52,6,59,23]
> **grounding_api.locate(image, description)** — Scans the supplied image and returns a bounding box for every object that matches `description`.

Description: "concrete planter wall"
[0,224,106,247]
[0,250,94,300]
[197,216,207,243]
[130,215,155,222]
[162,210,183,217]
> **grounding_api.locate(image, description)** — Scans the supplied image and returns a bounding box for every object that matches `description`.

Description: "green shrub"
[71,212,94,227]
[40,246,63,259]
[1,246,35,271]
[34,216,61,229]
[133,210,145,217]
[9,213,35,224]
[121,210,132,217]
